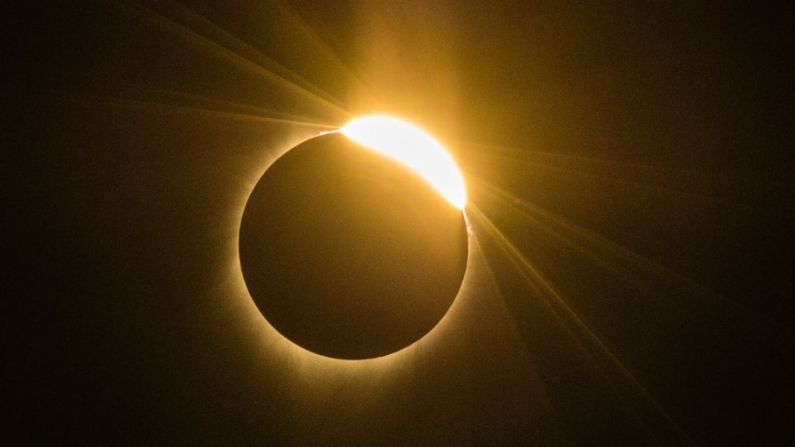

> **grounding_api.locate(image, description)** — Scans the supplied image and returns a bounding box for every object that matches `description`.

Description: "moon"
[239,117,469,359]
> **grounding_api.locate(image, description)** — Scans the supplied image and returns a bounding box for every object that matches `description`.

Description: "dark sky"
[6,1,793,445]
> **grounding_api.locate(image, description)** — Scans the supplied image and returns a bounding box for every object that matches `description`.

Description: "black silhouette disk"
[239,133,468,359]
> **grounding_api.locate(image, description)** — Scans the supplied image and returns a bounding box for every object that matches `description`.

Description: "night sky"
[7,1,793,445]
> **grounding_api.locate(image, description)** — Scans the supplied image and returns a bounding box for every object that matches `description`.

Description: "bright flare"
[340,115,467,209]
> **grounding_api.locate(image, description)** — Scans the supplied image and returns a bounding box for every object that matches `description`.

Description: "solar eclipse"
[239,117,469,359]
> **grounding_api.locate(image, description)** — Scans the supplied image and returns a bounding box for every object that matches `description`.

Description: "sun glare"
[339,115,467,209]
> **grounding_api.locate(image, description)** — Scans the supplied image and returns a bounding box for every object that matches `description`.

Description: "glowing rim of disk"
[339,115,467,209]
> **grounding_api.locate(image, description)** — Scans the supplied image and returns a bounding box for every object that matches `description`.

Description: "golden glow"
[340,115,467,209]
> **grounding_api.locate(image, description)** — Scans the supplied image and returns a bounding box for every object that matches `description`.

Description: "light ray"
[468,173,758,321]
[467,202,694,444]
[459,140,741,206]
[116,0,350,118]
[269,0,379,105]
[79,93,335,128]
[131,84,339,127]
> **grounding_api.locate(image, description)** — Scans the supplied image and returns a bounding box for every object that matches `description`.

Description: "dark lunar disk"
[239,133,469,359]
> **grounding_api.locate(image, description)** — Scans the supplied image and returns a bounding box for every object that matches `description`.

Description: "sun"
[339,115,467,209]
